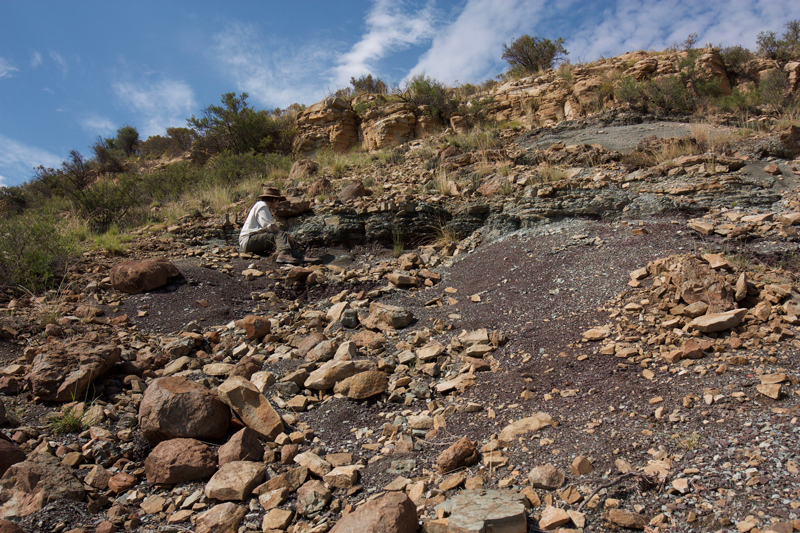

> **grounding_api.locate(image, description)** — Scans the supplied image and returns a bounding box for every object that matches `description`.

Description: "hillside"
[1,45,800,533]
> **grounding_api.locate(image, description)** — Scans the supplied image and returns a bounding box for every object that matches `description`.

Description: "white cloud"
[567,0,800,64]
[49,51,68,76]
[112,78,197,137]
[333,0,437,87]
[407,0,568,84]
[212,21,337,108]
[0,134,63,186]
[30,51,42,68]
[402,0,800,86]
[79,114,116,137]
[0,56,18,78]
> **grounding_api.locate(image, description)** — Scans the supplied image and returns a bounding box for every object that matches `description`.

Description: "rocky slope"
[2,54,800,533]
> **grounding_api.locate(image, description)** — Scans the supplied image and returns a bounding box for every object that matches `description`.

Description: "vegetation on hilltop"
[1,20,799,297]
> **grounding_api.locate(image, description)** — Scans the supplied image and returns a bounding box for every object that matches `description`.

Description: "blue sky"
[1,0,799,187]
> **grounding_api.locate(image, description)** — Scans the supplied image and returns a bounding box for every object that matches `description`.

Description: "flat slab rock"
[446,489,527,533]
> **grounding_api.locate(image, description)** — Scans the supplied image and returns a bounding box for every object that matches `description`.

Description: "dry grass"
[537,164,566,182]
[690,122,739,153]
[431,170,457,196]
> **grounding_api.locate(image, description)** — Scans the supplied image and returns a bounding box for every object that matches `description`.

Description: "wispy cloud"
[0,134,63,186]
[0,57,18,78]
[212,21,337,108]
[30,51,42,68]
[567,0,800,63]
[49,51,68,76]
[79,114,116,137]
[407,0,563,84]
[112,78,197,137]
[333,0,437,87]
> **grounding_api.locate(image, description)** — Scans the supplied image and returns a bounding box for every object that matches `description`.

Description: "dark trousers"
[241,231,292,254]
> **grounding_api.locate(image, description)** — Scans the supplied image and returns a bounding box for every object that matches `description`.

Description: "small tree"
[115,125,140,157]
[757,19,800,62]
[502,35,568,77]
[350,74,388,95]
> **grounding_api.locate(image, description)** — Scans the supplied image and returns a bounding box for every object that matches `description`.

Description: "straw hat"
[257,186,286,201]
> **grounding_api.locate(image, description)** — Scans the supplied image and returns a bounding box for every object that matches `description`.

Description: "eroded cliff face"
[293,49,798,159]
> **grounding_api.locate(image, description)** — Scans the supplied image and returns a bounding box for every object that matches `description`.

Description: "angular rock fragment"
[138,376,231,445]
[217,376,284,441]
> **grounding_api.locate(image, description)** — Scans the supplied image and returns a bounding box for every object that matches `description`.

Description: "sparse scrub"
[402,74,459,126]
[537,164,566,182]
[48,401,97,435]
[431,169,456,196]
[0,210,77,293]
[89,224,132,255]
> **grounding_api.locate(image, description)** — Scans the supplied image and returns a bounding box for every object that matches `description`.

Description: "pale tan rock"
[582,326,610,341]
[195,502,247,533]
[205,461,267,501]
[328,492,417,533]
[361,302,413,331]
[528,464,565,490]
[258,488,289,511]
[294,451,332,478]
[498,413,555,443]
[447,489,527,533]
[304,360,376,390]
[263,508,294,530]
[606,508,647,529]
[539,506,570,530]
[324,465,360,489]
[334,370,388,399]
[570,455,593,476]
[217,376,284,441]
[689,308,747,333]
[756,383,781,399]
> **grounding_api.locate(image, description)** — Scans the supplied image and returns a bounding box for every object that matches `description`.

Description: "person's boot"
[275,250,300,264]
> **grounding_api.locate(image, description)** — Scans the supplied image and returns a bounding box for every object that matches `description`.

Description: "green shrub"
[758,69,792,110]
[502,35,568,76]
[644,75,692,113]
[403,74,458,126]
[614,76,647,107]
[720,45,754,78]
[0,210,77,293]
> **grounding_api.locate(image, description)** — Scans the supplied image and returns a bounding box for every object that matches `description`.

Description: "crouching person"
[239,187,319,265]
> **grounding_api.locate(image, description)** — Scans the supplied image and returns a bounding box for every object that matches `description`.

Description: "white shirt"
[239,200,276,249]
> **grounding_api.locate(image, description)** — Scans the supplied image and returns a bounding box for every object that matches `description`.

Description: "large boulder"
[144,438,218,485]
[0,453,85,518]
[329,492,418,533]
[217,376,284,441]
[138,376,231,445]
[110,257,180,294]
[27,341,120,402]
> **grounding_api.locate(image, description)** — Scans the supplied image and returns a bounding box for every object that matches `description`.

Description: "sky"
[1,0,799,187]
